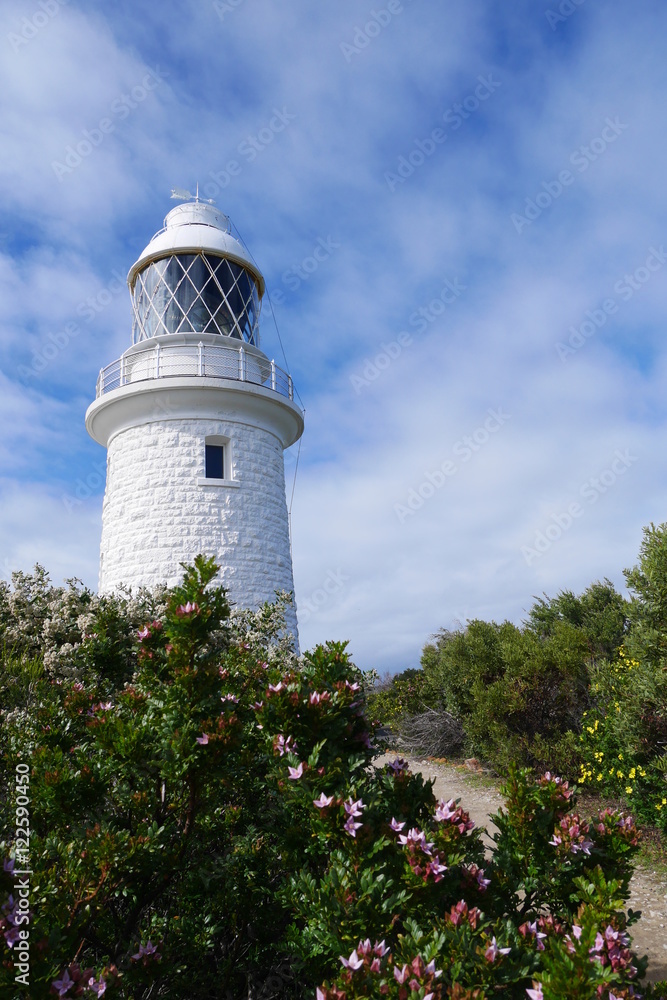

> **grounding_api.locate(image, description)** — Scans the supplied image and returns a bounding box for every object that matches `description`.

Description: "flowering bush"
[577,649,667,832]
[0,559,665,998]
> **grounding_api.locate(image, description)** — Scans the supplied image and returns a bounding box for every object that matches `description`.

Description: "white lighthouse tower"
[85,197,304,642]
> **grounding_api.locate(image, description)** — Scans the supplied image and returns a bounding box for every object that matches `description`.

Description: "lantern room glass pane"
[132,253,260,345]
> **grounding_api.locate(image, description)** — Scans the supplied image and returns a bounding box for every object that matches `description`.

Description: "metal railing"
[96,340,295,404]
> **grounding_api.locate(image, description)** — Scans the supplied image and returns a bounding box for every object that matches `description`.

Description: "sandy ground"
[377,754,667,984]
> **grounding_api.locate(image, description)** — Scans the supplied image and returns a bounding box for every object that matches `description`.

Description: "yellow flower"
[594,720,599,730]
[626,787,633,794]
[663,798,667,805]
[617,771,624,779]
[597,774,603,781]
[618,753,623,760]
[629,768,636,779]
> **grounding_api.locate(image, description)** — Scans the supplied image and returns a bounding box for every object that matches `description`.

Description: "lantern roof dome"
[128,200,265,296]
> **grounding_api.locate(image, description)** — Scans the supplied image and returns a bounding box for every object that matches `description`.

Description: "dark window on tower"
[205,445,224,480]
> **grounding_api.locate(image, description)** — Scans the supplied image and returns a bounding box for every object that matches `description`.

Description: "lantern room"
[127,200,265,346]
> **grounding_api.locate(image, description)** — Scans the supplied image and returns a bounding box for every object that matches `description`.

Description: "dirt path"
[377,754,667,984]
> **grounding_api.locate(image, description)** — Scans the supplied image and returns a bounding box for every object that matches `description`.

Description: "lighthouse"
[85,197,304,643]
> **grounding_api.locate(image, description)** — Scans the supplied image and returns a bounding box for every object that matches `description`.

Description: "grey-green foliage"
[0,565,168,708]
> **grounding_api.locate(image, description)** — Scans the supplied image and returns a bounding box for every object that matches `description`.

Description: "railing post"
[198,341,203,376]
[155,342,161,378]
[271,359,276,392]
[98,367,104,396]
[239,345,245,381]
[120,355,125,386]
[288,374,293,401]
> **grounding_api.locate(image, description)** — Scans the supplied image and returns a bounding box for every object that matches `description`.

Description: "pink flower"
[196,734,209,745]
[4,925,21,947]
[175,602,199,617]
[288,762,304,780]
[309,692,321,704]
[386,757,410,776]
[137,626,151,640]
[87,978,107,997]
[394,965,409,984]
[132,941,161,961]
[526,986,544,1000]
[221,694,239,704]
[485,937,511,962]
[52,970,74,996]
[313,793,334,808]
[251,701,263,710]
[268,682,284,693]
[435,799,457,821]
[344,797,365,817]
[398,827,434,855]
[275,734,296,756]
[426,858,447,881]
[389,817,405,832]
[344,816,362,837]
[340,950,364,970]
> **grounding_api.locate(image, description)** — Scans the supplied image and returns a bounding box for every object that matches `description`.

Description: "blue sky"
[1,0,666,674]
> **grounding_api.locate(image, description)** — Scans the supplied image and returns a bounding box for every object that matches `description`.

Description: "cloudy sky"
[1,0,666,674]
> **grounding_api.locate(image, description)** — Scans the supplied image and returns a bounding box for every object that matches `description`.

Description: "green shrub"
[367,668,427,728]
[0,559,661,997]
[414,618,592,774]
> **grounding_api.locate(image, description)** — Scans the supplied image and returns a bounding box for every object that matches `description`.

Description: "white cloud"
[2,0,667,673]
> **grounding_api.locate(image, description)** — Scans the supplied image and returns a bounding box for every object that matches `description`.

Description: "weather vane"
[170,183,215,204]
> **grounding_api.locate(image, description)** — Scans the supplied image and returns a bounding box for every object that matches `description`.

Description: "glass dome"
[131,252,260,345]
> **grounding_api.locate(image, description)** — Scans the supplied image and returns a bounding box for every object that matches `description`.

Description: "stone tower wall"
[99,414,298,641]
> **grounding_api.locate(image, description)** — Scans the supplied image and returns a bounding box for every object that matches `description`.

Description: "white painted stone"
[98,409,299,642]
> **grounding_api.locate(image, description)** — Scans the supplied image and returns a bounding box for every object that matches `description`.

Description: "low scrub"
[374,526,667,840]
[1,559,666,997]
